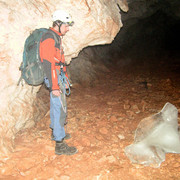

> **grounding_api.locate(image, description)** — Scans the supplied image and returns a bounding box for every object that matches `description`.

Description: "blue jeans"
[44,77,67,141]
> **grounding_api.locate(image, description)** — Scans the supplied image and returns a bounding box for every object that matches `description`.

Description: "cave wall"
[1,0,179,156]
[68,0,180,90]
[0,0,127,155]
[68,45,112,87]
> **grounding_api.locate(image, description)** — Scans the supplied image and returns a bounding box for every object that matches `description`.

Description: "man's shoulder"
[44,29,55,38]
[41,29,57,42]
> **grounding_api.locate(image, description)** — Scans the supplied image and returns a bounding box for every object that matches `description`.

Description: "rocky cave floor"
[0,56,180,180]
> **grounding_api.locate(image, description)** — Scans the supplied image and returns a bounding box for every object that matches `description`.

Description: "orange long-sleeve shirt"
[39,28,68,91]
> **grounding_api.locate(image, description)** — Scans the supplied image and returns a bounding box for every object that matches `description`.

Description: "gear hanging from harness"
[59,68,72,96]
[56,68,72,127]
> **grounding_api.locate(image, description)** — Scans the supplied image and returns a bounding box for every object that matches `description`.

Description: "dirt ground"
[0,57,180,180]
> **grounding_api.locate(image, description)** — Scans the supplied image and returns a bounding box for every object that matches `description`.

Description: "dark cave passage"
[67,0,180,87]
[110,10,180,65]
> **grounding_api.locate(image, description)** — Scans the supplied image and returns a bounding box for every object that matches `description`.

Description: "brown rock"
[59,175,70,180]
[124,104,131,110]
[141,100,147,112]
[106,155,116,163]
[132,105,140,114]
[173,162,180,168]
[80,137,91,147]
[99,127,108,135]
[118,134,125,140]
[110,116,118,122]
[126,111,135,118]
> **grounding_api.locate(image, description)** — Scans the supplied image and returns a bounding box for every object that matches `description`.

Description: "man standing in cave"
[39,10,78,155]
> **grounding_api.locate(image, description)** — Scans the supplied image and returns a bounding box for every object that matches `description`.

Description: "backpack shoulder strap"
[47,30,59,45]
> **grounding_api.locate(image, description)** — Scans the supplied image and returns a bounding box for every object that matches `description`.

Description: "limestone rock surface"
[0,0,126,154]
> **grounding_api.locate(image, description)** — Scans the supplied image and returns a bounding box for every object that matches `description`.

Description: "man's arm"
[40,37,60,91]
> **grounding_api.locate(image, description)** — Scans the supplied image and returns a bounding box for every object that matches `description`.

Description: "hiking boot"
[51,131,71,140]
[55,141,78,155]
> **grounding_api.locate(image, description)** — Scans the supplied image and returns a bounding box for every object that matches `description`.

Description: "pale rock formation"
[0,0,127,155]
[125,103,180,168]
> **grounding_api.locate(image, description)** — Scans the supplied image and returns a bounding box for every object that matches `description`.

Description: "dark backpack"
[18,28,58,86]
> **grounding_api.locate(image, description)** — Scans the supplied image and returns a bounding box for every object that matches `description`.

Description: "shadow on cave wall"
[67,8,180,87]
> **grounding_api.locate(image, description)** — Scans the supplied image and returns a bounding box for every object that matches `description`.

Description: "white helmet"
[52,10,74,26]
